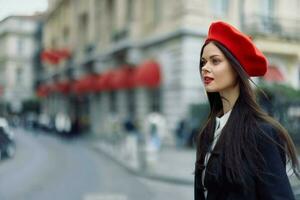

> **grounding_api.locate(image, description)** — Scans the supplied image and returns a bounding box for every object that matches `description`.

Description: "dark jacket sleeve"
[194,169,205,200]
[255,124,295,200]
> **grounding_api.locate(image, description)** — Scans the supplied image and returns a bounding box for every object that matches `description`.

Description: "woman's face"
[200,42,238,93]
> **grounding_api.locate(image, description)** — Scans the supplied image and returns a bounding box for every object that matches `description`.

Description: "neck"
[219,84,240,114]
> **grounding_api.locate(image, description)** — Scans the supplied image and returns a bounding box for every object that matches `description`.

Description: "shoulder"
[255,122,280,142]
[254,121,284,154]
[255,121,286,164]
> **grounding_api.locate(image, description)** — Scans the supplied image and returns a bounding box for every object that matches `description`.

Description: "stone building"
[0,15,42,114]
[39,0,300,144]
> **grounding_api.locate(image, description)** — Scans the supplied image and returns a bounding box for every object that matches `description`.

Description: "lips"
[203,77,214,85]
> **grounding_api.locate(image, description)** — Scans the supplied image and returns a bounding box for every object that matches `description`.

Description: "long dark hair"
[195,41,300,189]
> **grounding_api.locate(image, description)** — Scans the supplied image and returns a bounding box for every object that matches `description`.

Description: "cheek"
[213,68,237,89]
[220,72,236,85]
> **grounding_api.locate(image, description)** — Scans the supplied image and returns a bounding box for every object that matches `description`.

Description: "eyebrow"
[201,55,221,60]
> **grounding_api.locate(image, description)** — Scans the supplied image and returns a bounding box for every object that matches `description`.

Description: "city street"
[0,128,193,200]
[0,1,299,200]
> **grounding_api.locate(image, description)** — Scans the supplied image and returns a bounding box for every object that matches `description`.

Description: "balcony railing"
[111,27,129,43]
[242,15,300,40]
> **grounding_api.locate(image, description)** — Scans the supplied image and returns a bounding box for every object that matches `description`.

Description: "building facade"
[0,15,42,114]
[39,0,300,144]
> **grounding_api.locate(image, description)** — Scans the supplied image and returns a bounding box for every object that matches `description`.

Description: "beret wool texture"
[205,21,268,77]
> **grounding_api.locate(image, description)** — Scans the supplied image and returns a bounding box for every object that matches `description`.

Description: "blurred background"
[0,0,299,199]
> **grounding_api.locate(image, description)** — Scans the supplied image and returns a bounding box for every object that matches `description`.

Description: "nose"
[201,64,211,74]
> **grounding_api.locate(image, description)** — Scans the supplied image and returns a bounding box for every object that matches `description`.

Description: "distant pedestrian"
[123,116,136,135]
[149,123,161,151]
[175,119,186,147]
[194,21,299,200]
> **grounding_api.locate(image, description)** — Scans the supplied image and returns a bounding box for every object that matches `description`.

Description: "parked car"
[0,118,16,160]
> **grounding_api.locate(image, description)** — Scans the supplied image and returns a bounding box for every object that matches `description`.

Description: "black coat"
[194,123,295,200]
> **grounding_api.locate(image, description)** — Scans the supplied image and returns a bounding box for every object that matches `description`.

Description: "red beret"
[205,21,268,77]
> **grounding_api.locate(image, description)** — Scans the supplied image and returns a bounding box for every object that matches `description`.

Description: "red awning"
[72,80,84,94]
[55,80,71,94]
[94,75,104,92]
[54,48,71,59]
[97,70,116,91]
[40,50,60,65]
[263,66,285,82]
[48,83,57,93]
[111,66,136,90]
[71,74,99,94]
[82,74,99,93]
[36,84,50,98]
[40,48,72,65]
[134,60,161,88]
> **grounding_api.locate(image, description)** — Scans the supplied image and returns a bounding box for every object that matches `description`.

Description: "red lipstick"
[203,76,214,85]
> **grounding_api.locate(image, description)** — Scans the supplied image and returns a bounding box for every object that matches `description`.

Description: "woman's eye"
[212,59,220,65]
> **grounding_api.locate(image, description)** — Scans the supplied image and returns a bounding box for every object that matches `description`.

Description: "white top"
[202,110,232,198]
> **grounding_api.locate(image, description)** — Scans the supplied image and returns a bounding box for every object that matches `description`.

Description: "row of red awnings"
[36,60,161,98]
[41,49,71,65]
[36,62,285,97]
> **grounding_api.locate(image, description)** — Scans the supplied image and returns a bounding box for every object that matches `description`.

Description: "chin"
[204,87,218,93]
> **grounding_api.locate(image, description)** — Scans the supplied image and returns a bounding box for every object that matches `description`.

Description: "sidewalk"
[86,134,300,189]
[87,135,195,185]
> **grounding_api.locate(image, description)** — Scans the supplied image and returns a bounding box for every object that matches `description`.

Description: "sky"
[0,0,48,21]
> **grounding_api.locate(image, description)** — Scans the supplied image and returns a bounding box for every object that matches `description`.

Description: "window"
[17,38,23,54]
[16,67,23,83]
[63,27,69,43]
[153,0,161,27]
[210,0,229,17]
[95,0,102,42]
[148,88,161,112]
[260,0,277,32]
[107,0,115,39]
[298,66,300,88]
[109,91,117,113]
[0,39,3,57]
[0,63,5,84]
[78,13,88,48]
[126,0,133,25]
[51,38,57,48]
[261,0,274,17]
[127,90,136,117]
[144,0,161,29]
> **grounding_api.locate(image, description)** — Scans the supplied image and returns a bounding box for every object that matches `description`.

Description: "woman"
[194,21,300,200]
